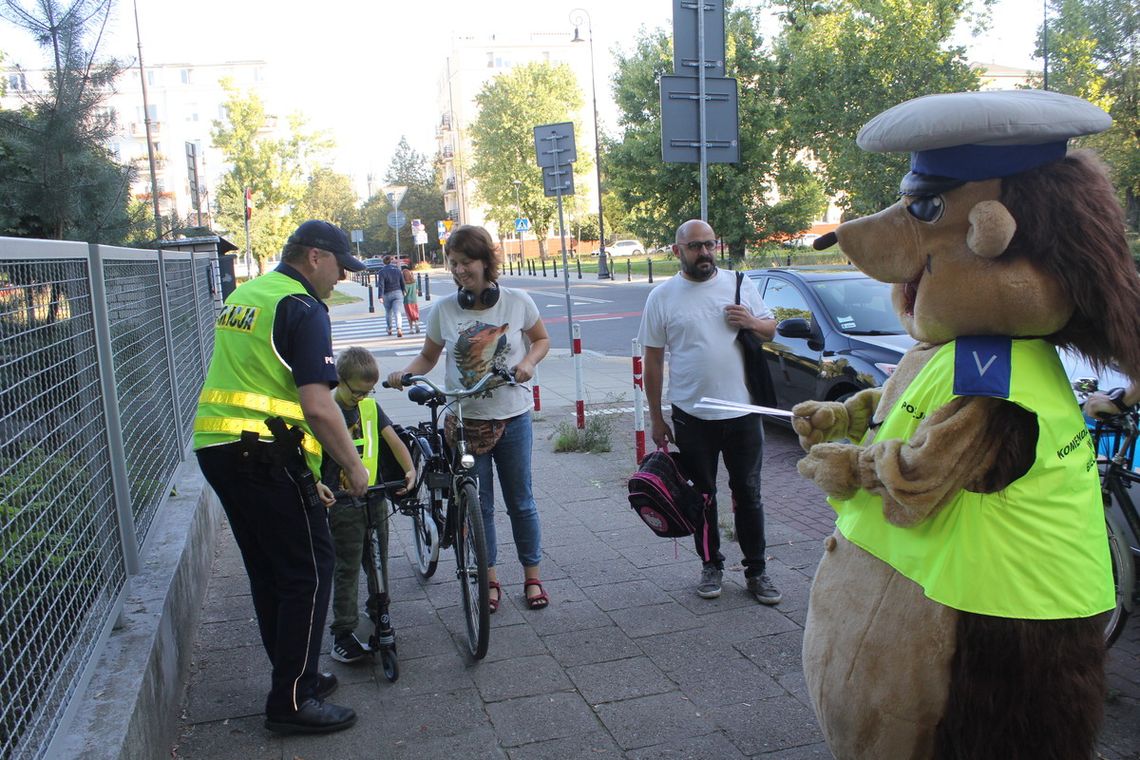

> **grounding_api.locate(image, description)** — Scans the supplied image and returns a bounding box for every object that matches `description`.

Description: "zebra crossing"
[331,311,428,351]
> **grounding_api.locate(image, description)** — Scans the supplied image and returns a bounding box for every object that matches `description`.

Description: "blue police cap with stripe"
[856,90,1111,194]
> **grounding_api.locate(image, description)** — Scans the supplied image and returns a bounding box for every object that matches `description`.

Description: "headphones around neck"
[457,280,500,310]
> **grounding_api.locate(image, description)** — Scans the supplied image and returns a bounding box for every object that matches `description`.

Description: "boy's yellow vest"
[832,337,1113,619]
[355,398,380,486]
[193,271,324,476]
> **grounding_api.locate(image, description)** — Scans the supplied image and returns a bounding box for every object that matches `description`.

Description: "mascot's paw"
[792,401,849,451]
[797,442,860,499]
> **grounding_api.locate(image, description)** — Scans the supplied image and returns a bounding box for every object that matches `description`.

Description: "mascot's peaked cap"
[857,90,1111,192]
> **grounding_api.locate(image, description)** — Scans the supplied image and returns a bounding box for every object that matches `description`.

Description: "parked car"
[748,266,1134,418]
[608,239,645,257]
[783,234,820,248]
[746,267,915,411]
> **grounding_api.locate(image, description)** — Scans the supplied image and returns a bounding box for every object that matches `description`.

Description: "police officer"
[194,220,369,735]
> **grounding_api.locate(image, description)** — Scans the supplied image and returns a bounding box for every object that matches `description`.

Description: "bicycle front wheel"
[1104,509,1135,648]
[411,498,440,579]
[454,480,490,660]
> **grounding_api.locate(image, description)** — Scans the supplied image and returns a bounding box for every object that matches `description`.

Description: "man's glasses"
[341,381,374,399]
[683,240,717,252]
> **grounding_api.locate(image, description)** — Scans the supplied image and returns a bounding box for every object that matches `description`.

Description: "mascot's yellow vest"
[832,337,1113,619]
[193,271,323,476]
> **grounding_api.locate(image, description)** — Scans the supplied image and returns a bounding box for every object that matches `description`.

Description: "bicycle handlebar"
[1074,381,1135,421]
[332,480,410,501]
[382,367,516,399]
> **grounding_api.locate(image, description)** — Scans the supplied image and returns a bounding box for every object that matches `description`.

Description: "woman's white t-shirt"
[426,286,539,420]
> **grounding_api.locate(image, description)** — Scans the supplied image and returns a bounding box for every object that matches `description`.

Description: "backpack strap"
[734,270,744,305]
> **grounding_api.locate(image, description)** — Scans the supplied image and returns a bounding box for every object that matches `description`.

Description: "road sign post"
[664,0,736,222]
[383,185,408,259]
[534,122,578,352]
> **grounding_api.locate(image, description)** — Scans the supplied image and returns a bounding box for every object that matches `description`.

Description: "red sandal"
[488,581,502,614]
[523,579,550,610]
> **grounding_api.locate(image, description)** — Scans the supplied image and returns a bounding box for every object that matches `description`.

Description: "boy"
[322,347,415,663]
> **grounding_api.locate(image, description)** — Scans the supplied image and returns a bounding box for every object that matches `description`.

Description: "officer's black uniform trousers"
[197,442,334,716]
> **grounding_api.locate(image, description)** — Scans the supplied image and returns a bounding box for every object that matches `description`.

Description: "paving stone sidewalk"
[172,406,1139,759]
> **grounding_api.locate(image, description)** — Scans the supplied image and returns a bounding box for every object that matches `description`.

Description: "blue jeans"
[671,406,768,578]
[471,412,542,568]
[382,290,403,333]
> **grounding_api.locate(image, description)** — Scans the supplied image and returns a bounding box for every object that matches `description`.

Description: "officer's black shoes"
[265,698,356,734]
[315,672,338,700]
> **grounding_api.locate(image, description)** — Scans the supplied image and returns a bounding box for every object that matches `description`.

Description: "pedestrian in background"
[637,218,782,604]
[401,265,421,334]
[193,219,368,735]
[386,225,552,612]
[379,255,404,337]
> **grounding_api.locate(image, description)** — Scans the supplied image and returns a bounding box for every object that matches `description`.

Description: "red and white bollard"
[573,323,585,429]
[632,338,646,463]
[531,363,541,412]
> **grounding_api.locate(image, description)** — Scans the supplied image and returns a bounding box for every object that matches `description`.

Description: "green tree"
[606,5,826,257]
[468,62,589,258]
[211,80,332,272]
[1036,0,1139,230]
[293,166,361,231]
[360,137,446,263]
[0,0,135,242]
[774,0,980,218]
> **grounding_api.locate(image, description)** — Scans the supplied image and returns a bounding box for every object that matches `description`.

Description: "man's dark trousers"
[671,406,767,578]
[197,444,334,716]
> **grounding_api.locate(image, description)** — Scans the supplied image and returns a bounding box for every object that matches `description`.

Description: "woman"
[401,266,421,334]
[387,225,551,611]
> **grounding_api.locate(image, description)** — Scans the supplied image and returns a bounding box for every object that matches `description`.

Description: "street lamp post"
[571,8,611,280]
[512,179,524,267]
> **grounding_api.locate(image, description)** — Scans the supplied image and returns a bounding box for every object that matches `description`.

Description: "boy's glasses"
[341,381,374,399]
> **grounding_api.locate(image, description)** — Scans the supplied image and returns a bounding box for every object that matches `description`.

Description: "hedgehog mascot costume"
[792,89,1140,759]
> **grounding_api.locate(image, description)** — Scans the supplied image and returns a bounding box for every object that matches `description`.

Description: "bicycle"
[332,480,407,681]
[1073,380,1140,647]
[384,368,517,660]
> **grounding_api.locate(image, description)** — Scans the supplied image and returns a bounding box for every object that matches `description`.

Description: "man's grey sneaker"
[697,565,723,599]
[331,633,370,664]
[747,573,782,605]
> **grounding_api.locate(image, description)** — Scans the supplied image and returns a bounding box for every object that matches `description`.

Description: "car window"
[762,278,812,323]
[811,279,904,334]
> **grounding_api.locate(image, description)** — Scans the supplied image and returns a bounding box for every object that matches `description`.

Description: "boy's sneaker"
[697,565,723,599]
[747,573,782,605]
[331,633,370,664]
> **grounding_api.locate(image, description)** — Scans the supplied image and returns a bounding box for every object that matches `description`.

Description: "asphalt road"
[496,273,655,356]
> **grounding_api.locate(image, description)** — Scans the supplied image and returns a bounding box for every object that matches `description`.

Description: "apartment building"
[436,31,600,240]
[1,59,272,231]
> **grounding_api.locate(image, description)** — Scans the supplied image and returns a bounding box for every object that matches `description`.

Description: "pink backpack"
[627,448,710,546]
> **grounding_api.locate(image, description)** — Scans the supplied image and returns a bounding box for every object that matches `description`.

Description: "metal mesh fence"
[104,253,183,547]
[0,239,218,759]
[165,253,213,442]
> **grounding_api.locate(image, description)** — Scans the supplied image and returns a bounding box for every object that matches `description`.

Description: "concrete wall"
[48,459,220,760]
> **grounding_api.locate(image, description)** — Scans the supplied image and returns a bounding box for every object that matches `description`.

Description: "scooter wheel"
[380,646,399,682]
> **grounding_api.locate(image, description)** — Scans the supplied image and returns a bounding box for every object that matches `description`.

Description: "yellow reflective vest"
[831,337,1113,619]
[193,271,324,476]
[355,398,380,486]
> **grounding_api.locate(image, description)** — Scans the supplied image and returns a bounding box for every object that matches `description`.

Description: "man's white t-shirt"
[426,286,539,420]
[638,268,773,420]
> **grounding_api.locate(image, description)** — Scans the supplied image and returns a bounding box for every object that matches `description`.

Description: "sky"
[0,0,1047,198]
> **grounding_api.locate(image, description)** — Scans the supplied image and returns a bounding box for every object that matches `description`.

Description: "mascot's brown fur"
[793,149,1140,759]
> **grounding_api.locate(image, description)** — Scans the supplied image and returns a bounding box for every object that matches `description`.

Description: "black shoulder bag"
[734,271,777,407]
